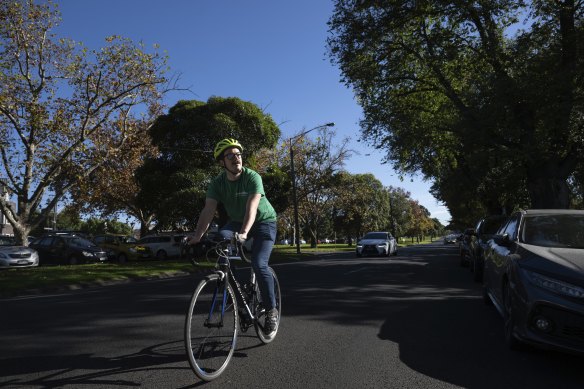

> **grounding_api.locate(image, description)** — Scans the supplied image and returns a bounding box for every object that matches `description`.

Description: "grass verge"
[0,240,436,297]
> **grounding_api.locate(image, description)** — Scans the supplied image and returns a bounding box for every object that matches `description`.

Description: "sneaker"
[264,308,278,335]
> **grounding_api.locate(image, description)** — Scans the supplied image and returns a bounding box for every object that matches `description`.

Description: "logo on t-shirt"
[236,191,248,198]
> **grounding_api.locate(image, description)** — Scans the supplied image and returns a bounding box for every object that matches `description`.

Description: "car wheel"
[503,281,523,350]
[118,253,128,264]
[156,250,167,260]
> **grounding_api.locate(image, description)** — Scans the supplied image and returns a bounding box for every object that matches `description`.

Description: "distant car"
[468,215,507,282]
[30,234,108,265]
[93,234,151,263]
[483,209,584,354]
[0,235,39,268]
[356,231,397,257]
[443,234,457,244]
[279,239,290,245]
[138,233,186,260]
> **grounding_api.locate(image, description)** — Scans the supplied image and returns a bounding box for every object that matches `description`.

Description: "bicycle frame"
[185,232,281,381]
[213,257,259,329]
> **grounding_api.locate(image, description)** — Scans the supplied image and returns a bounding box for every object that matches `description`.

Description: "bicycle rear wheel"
[254,267,281,344]
[184,274,238,381]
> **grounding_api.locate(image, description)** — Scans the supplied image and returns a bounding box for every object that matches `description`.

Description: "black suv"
[30,234,108,265]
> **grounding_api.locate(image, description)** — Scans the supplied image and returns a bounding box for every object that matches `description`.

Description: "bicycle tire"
[184,274,238,381]
[254,267,281,344]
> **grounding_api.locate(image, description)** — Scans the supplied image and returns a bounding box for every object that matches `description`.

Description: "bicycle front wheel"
[254,266,281,344]
[184,274,238,381]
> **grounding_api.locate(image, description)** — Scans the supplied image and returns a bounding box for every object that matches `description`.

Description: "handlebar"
[185,232,250,267]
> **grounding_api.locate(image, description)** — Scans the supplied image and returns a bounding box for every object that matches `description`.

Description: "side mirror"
[493,234,510,247]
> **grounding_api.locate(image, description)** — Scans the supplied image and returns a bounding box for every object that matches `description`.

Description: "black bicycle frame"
[205,258,256,329]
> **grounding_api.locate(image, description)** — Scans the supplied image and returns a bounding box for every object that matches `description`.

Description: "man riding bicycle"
[188,138,279,335]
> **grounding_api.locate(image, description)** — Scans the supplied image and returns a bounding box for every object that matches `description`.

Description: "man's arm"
[189,198,218,244]
[237,193,261,241]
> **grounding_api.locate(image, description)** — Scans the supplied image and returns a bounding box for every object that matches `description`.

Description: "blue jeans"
[219,220,277,309]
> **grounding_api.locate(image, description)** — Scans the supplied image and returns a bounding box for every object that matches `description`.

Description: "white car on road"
[356,231,398,257]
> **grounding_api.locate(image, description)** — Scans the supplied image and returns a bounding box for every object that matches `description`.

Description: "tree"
[332,172,388,240]
[405,200,434,242]
[136,97,281,233]
[286,128,352,247]
[69,117,159,232]
[328,1,584,223]
[0,0,172,245]
[387,186,413,239]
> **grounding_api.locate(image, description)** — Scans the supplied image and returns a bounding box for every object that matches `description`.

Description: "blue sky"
[52,0,451,225]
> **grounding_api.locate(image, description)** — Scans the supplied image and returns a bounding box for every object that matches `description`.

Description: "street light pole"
[289,122,335,254]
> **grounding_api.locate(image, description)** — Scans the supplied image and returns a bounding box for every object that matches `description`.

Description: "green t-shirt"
[207,167,277,223]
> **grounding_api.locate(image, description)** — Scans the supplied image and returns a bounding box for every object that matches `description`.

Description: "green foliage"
[136,97,281,231]
[328,1,584,225]
[80,217,132,235]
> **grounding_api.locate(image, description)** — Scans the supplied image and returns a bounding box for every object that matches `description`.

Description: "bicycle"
[184,233,281,381]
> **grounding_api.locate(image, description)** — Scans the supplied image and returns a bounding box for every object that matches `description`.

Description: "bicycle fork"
[204,272,231,329]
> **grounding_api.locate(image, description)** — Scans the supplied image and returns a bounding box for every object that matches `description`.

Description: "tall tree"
[137,97,281,233]
[69,117,158,231]
[333,172,389,240]
[387,186,414,239]
[328,1,584,221]
[0,0,172,244]
[286,128,352,247]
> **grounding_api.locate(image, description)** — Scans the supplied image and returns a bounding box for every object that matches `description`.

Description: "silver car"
[0,236,39,268]
[356,231,398,257]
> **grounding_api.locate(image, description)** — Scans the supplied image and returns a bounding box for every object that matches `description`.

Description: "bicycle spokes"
[185,275,238,381]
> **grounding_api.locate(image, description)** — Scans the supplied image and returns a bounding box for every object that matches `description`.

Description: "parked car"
[483,209,584,354]
[137,233,186,260]
[356,231,397,257]
[30,234,108,265]
[458,228,475,267]
[468,215,507,282]
[0,235,39,268]
[93,234,151,263]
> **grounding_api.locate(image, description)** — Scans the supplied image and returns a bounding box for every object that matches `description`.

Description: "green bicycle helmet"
[214,138,243,160]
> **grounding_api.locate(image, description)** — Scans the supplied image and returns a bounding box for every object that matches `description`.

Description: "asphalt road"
[1,242,583,388]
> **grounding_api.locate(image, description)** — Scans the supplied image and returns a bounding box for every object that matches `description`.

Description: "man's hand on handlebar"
[235,232,247,243]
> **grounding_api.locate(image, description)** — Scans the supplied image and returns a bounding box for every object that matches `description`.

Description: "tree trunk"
[13,225,30,247]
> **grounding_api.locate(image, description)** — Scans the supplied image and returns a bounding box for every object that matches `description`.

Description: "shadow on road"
[281,243,584,389]
[1,341,190,388]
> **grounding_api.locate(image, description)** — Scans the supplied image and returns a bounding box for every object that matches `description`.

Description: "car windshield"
[68,237,98,248]
[121,236,137,244]
[522,214,584,249]
[363,232,388,240]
